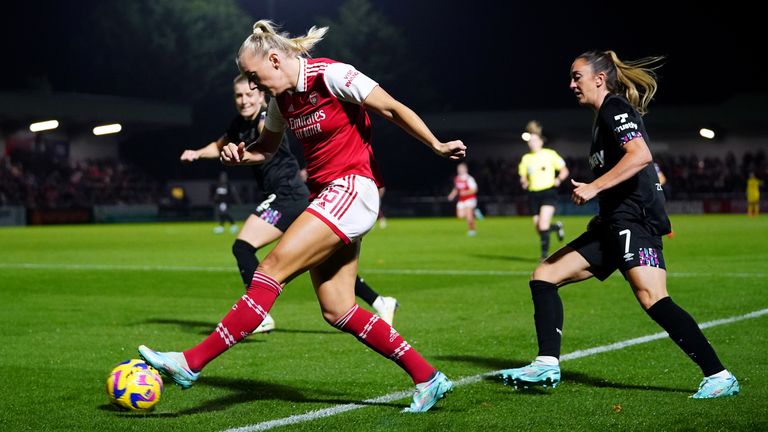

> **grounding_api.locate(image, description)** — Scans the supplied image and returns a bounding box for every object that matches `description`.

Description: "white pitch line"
[224,308,768,432]
[0,262,764,279]
[0,262,233,272]
[362,268,767,279]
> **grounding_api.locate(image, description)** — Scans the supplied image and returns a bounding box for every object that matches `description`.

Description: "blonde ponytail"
[239,20,328,59]
[577,50,664,115]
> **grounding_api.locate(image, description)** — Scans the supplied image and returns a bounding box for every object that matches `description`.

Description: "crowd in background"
[1,149,765,209]
[655,151,766,199]
[0,154,160,209]
[476,150,768,200]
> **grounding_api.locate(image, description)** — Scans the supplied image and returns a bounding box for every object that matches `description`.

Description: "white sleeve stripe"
[323,62,378,104]
[264,99,287,132]
[306,63,329,70]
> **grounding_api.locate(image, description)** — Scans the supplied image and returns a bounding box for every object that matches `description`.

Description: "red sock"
[184,272,281,371]
[334,304,435,383]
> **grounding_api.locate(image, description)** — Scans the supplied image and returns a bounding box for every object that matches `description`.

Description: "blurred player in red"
[447,162,478,236]
[139,19,464,412]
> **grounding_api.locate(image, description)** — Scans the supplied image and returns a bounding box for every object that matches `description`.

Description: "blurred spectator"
[746,172,763,217]
[211,171,239,234]
[0,154,160,209]
[1,149,767,209]
[473,150,768,202]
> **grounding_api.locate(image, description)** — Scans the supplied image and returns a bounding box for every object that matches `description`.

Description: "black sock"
[232,239,258,289]
[530,280,563,358]
[646,297,725,376]
[539,231,550,258]
[354,276,379,306]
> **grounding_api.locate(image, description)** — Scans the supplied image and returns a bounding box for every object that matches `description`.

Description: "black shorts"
[567,218,666,281]
[528,188,558,214]
[252,193,309,232]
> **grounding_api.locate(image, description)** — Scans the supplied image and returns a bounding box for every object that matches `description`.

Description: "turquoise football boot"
[500,360,561,389]
[691,373,740,399]
[138,345,199,389]
[403,371,454,413]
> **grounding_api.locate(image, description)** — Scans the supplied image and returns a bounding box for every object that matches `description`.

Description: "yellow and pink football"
[106,359,163,411]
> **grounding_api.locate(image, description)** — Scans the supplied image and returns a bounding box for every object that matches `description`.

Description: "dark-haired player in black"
[180,75,398,332]
[500,50,739,399]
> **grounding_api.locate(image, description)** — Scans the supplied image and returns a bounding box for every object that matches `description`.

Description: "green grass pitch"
[0,215,766,431]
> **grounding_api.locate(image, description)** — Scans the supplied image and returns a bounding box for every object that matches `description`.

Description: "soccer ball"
[106,359,163,411]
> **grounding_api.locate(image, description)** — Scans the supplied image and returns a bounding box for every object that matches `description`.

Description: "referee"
[518,120,569,259]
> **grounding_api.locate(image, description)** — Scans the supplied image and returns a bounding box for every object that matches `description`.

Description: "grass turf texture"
[0,215,765,431]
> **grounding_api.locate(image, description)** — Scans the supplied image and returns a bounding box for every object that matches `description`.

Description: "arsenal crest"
[309,91,318,106]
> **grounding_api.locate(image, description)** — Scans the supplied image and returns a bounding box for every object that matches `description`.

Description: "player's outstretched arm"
[364,86,465,160]
[180,137,226,162]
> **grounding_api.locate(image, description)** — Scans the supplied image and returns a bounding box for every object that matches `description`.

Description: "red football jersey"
[454,174,477,201]
[264,57,383,195]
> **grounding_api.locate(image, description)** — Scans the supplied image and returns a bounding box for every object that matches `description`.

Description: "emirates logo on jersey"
[309,91,318,106]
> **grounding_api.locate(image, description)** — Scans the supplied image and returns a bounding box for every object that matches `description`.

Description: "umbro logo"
[623,252,634,262]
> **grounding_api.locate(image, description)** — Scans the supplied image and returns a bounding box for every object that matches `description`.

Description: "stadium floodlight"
[699,128,715,139]
[521,132,531,142]
[93,123,122,136]
[29,120,59,132]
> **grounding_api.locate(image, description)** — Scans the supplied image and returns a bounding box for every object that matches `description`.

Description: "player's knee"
[321,310,340,325]
[636,292,655,310]
[257,252,281,275]
[321,306,351,325]
[320,301,357,326]
[531,262,549,281]
[636,288,666,310]
[232,239,257,259]
[531,261,560,284]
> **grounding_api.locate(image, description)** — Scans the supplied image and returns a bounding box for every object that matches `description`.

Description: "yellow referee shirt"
[519,149,566,192]
[747,177,762,202]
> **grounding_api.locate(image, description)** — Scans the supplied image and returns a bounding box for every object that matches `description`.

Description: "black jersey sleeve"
[285,132,306,169]
[600,96,645,147]
[225,116,243,144]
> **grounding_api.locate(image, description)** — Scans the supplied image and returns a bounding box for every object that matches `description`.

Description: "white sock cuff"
[372,296,384,310]
[708,369,731,379]
[535,355,560,365]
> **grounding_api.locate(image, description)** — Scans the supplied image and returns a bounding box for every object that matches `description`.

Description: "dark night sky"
[1,0,763,188]
[282,1,762,110]
[2,1,763,111]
